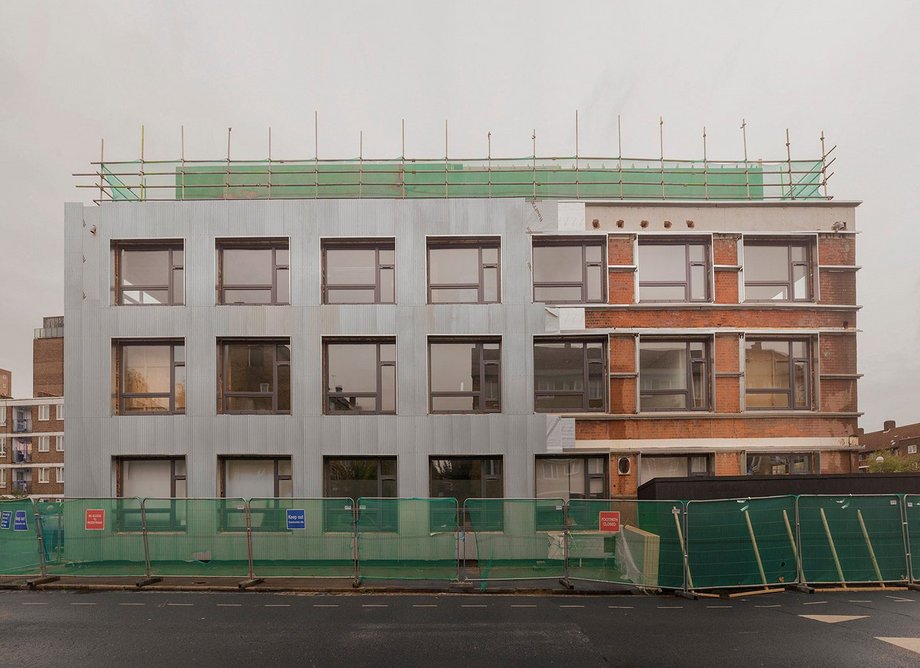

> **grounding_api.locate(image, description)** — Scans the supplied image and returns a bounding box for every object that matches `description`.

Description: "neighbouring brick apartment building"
[64,145,859,504]
[857,421,920,471]
[0,317,65,498]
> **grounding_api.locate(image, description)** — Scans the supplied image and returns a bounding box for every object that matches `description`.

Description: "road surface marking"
[512,604,537,608]
[22,602,48,606]
[608,605,634,609]
[217,604,242,607]
[800,614,867,624]
[167,603,194,607]
[658,606,683,609]
[461,604,488,608]
[803,601,828,605]
[362,604,388,608]
[560,605,584,608]
[70,603,96,606]
[876,637,920,656]
[886,597,914,603]
[755,605,782,608]
[706,605,732,609]
[119,603,145,606]
[848,600,872,603]
[412,604,437,608]
[313,604,339,608]
[264,604,290,607]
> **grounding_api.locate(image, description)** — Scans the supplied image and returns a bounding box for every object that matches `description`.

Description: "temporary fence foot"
[237,578,263,590]
[675,590,698,600]
[26,576,59,589]
[352,578,361,589]
[135,577,162,588]
[786,583,814,594]
[907,584,920,592]
[559,578,574,590]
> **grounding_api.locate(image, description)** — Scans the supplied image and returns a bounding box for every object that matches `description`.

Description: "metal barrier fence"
[1,494,918,591]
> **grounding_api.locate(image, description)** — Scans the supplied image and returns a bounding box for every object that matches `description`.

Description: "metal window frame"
[113,241,184,306]
[533,337,608,413]
[321,239,396,305]
[218,455,292,498]
[638,337,712,412]
[37,404,50,421]
[218,339,291,415]
[323,338,397,415]
[216,239,290,305]
[428,337,502,414]
[637,238,711,303]
[426,237,501,305]
[115,339,185,416]
[534,455,609,499]
[323,456,398,499]
[532,237,606,304]
[744,337,813,410]
[743,239,814,303]
[115,456,187,497]
[745,452,815,475]
[37,435,50,452]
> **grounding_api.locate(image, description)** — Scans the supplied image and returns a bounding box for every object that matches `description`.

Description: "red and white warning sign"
[598,510,621,533]
[85,509,106,531]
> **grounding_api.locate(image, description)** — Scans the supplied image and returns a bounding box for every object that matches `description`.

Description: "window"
[743,239,813,302]
[219,456,292,498]
[745,339,812,410]
[639,455,711,486]
[55,467,64,484]
[427,237,500,304]
[429,338,501,414]
[0,409,5,426]
[38,436,50,452]
[112,241,184,306]
[532,237,605,303]
[38,404,50,421]
[39,468,50,484]
[217,238,290,305]
[218,339,291,414]
[55,436,64,452]
[0,437,5,456]
[324,339,396,414]
[534,338,606,412]
[908,444,918,455]
[535,456,607,500]
[56,404,64,420]
[322,239,395,304]
[0,469,5,488]
[639,339,711,411]
[325,457,397,532]
[747,453,814,475]
[117,457,187,498]
[112,340,185,415]
[430,456,503,527]
[638,239,710,302]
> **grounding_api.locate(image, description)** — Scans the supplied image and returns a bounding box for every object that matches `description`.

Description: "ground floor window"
[535,456,607,500]
[638,455,711,486]
[746,453,814,475]
[218,456,293,531]
[114,457,187,530]
[430,456,503,529]
[325,457,397,531]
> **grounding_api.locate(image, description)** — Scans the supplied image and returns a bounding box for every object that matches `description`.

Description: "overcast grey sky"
[0,1,917,430]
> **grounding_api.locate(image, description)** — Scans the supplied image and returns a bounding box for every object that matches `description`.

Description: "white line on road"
[608,605,634,609]
[706,605,732,609]
[313,604,339,608]
[657,606,683,609]
[22,602,48,606]
[755,605,782,608]
[217,604,242,607]
[848,600,872,603]
[885,596,914,602]
[119,603,145,606]
[803,601,828,606]
[412,604,438,608]
[461,604,488,608]
[167,603,194,607]
[511,604,537,608]
[70,603,96,606]
[362,604,388,608]
[560,605,584,608]
[264,604,290,607]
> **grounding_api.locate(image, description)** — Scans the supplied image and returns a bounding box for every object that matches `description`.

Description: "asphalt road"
[1,589,919,667]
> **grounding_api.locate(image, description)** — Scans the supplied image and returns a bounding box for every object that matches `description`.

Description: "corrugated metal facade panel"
[65,198,559,497]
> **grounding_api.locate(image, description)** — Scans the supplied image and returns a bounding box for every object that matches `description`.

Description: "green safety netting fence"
[906,495,920,583]
[464,498,566,581]
[356,498,458,581]
[566,499,686,589]
[249,498,354,578]
[686,496,799,589]
[797,495,909,585]
[143,498,249,577]
[0,498,42,575]
[39,498,147,576]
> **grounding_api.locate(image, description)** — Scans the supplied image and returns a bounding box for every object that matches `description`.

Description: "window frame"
[321,238,396,305]
[38,436,50,452]
[55,435,64,452]
[115,456,187,497]
[744,337,813,411]
[743,238,814,303]
[429,455,504,529]
[533,336,608,413]
[534,455,609,500]
[38,467,50,484]
[113,339,186,416]
[218,455,293,499]
[746,452,815,475]
[323,338,397,415]
[637,238,711,303]
[426,237,501,305]
[428,337,502,414]
[55,467,64,484]
[323,456,398,499]
[38,404,50,421]
[112,240,185,306]
[532,236,606,304]
[217,338,291,415]
[56,404,64,420]
[216,238,290,306]
[638,337,712,412]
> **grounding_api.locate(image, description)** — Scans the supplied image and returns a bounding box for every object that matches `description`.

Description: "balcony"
[12,480,31,495]
[13,419,31,434]
[13,448,32,464]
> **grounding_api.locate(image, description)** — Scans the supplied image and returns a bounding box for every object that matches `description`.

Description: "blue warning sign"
[286,509,306,530]
[13,510,29,532]
[0,511,11,530]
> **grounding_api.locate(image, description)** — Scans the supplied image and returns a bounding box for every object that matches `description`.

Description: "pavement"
[1,589,919,666]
